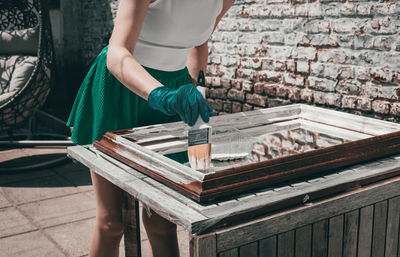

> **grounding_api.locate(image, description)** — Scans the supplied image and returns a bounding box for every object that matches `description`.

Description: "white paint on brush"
[189,155,211,171]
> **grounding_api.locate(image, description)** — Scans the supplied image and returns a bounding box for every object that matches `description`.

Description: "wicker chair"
[0,0,73,171]
[0,0,54,130]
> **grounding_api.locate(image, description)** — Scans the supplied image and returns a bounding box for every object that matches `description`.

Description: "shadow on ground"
[0,151,92,189]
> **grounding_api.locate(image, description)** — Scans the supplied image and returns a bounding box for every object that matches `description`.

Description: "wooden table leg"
[122,191,141,257]
[190,233,217,257]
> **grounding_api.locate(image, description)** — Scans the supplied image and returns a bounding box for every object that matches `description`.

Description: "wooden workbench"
[68,143,400,257]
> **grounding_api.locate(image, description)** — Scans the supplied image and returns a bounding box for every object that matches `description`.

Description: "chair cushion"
[0,55,38,106]
[0,26,39,55]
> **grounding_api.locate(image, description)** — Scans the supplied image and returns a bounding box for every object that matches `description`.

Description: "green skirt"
[67,45,190,163]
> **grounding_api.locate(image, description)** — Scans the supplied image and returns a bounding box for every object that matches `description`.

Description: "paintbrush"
[187,70,212,171]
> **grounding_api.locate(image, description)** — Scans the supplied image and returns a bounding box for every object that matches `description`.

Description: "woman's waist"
[133,39,192,71]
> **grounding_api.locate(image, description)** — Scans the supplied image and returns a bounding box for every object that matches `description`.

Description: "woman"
[67,0,234,256]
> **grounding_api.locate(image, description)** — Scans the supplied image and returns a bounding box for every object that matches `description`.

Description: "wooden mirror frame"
[94,104,400,202]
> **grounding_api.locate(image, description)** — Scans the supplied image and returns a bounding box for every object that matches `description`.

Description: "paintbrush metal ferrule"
[188,125,211,146]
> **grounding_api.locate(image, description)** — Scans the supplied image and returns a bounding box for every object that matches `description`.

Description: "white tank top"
[129,0,223,71]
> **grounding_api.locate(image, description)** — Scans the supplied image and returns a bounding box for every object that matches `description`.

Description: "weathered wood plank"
[192,233,217,257]
[300,119,371,141]
[357,205,373,257]
[67,145,208,232]
[124,104,301,140]
[300,104,400,135]
[371,200,388,257]
[259,236,277,257]
[312,219,328,257]
[239,119,301,138]
[328,215,343,257]
[90,147,147,179]
[277,230,294,257]
[385,196,400,257]
[295,225,312,257]
[98,134,205,182]
[239,241,258,257]
[218,248,238,257]
[122,193,141,257]
[142,177,217,213]
[210,104,301,130]
[343,210,359,257]
[215,176,400,252]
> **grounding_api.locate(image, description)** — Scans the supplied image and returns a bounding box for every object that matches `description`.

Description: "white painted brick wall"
[207,0,400,121]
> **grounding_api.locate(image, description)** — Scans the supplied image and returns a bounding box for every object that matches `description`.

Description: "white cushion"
[0,26,39,55]
[0,55,38,106]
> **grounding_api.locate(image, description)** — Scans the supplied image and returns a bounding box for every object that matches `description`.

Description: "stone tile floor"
[0,147,189,257]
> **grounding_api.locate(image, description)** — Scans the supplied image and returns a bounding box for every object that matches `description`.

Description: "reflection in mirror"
[251,128,351,162]
[205,128,352,173]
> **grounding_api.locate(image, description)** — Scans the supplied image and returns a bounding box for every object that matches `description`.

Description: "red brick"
[342,95,358,109]
[390,102,400,116]
[227,89,245,102]
[372,100,390,114]
[356,97,372,112]
[246,93,268,107]
[232,102,242,113]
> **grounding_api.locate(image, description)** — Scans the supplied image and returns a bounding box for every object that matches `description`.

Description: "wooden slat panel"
[295,225,312,257]
[192,234,217,257]
[312,220,328,257]
[219,248,238,257]
[343,209,359,257]
[357,205,374,257]
[239,242,258,257]
[277,230,294,257]
[371,200,388,257]
[385,196,400,257]
[328,215,344,257]
[259,236,277,257]
[216,177,400,252]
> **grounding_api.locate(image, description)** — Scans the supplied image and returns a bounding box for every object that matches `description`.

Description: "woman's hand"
[148,84,213,126]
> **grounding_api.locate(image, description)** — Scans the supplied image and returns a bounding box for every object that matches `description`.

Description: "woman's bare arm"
[107,0,161,100]
[186,0,235,84]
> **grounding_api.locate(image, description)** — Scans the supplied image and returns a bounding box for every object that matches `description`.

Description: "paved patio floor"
[0,147,189,257]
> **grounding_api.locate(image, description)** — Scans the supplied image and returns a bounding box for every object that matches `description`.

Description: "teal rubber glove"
[148,84,213,126]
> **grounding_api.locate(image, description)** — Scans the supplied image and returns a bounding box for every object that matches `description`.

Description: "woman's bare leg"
[89,170,124,257]
[142,208,179,257]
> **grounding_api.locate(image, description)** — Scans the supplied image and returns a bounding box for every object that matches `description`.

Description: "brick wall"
[50,0,399,120]
[207,0,400,121]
